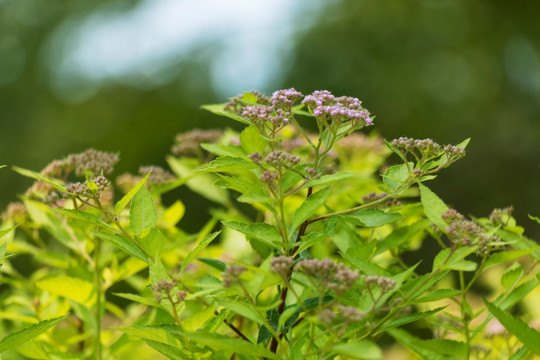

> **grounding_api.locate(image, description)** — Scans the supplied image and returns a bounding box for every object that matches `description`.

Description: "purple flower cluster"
[224,90,271,114]
[445,220,483,247]
[270,256,294,278]
[265,150,301,167]
[65,175,110,198]
[365,275,396,292]
[296,258,359,294]
[302,90,373,125]
[139,165,176,186]
[271,88,303,109]
[222,264,246,288]
[241,105,288,125]
[151,278,179,302]
[489,206,513,226]
[67,149,119,176]
[172,128,223,158]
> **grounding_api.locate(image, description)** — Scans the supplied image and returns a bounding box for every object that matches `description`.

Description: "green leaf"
[0,225,18,239]
[130,186,157,236]
[115,172,151,214]
[239,125,266,154]
[197,258,226,271]
[419,183,449,230]
[529,214,540,225]
[12,165,66,192]
[35,276,93,305]
[144,340,186,360]
[0,165,5,170]
[196,156,256,173]
[416,289,461,303]
[383,139,406,162]
[93,230,149,263]
[484,248,540,270]
[441,259,477,272]
[53,208,113,230]
[201,142,246,158]
[217,174,272,204]
[501,263,523,289]
[222,221,282,249]
[342,253,391,277]
[340,209,402,228]
[382,164,410,192]
[201,103,253,126]
[377,307,446,333]
[332,340,382,359]
[138,227,165,259]
[484,300,540,355]
[302,171,356,188]
[217,299,264,325]
[509,347,530,360]
[0,314,67,353]
[180,231,221,276]
[167,156,229,205]
[387,328,464,360]
[375,220,429,255]
[291,187,331,231]
[113,293,162,308]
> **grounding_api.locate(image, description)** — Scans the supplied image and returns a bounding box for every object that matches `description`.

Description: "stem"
[94,237,103,360]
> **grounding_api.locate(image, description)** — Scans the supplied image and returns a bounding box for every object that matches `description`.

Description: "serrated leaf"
[93,230,148,263]
[332,340,382,359]
[0,314,67,353]
[196,156,256,173]
[501,264,523,289]
[291,187,331,231]
[12,166,66,192]
[416,289,461,303]
[36,276,93,305]
[375,220,429,255]
[179,231,221,276]
[377,307,446,333]
[218,299,264,325]
[201,103,254,126]
[130,186,157,236]
[222,221,282,249]
[419,183,448,229]
[54,208,113,230]
[115,172,151,214]
[382,164,410,192]
[484,248,540,270]
[340,209,402,228]
[167,156,228,205]
[484,300,540,355]
[239,126,266,154]
[302,171,356,188]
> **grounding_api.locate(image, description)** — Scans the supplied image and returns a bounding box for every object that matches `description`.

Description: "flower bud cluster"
[391,137,441,155]
[476,233,502,257]
[271,88,303,109]
[270,256,294,278]
[224,90,271,114]
[361,192,388,203]
[139,166,176,186]
[67,149,119,176]
[319,304,364,325]
[445,220,483,247]
[241,105,288,126]
[172,129,223,158]
[260,171,278,184]
[222,264,246,288]
[364,275,396,292]
[248,152,263,163]
[489,206,513,226]
[296,258,359,294]
[265,150,301,167]
[65,176,110,198]
[441,209,464,223]
[305,167,318,179]
[151,278,179,302]
[302,90,373,126]
[1,201,27,222]
[41,159,72,178]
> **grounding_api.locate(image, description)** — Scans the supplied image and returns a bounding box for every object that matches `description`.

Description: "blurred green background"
[1,0,539,237]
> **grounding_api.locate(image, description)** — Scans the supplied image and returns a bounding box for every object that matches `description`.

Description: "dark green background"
[1,0,539,237]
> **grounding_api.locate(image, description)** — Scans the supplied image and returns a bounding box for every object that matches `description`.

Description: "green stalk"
[93,237,103,360]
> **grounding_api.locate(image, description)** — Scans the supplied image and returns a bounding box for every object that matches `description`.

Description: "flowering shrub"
[1,89,539,359]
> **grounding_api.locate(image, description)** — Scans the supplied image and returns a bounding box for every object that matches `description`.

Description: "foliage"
[1,89,539,359]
